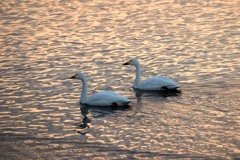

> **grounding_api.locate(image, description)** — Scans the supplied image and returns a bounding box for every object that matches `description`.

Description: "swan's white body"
[85,91,132,106]
[69,72,133,106]
[123,58,181,90]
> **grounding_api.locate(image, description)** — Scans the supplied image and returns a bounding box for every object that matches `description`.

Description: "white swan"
[69,72,133,106]
[123,58,181,90]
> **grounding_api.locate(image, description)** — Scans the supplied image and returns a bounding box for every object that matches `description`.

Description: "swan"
[69,72,133,106]
[123,58,181,90]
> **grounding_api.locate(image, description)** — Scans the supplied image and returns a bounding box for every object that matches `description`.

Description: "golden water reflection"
[0,0,240,159]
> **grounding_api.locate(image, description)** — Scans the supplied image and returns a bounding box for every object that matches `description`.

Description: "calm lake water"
[1,0,240,159]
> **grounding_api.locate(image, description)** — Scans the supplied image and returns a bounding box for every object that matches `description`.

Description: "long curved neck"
[80,76,88,103]
[133,62,141,88]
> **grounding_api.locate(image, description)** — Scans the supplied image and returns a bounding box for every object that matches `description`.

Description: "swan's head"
[69,72,85,80]
[123,58,139,66]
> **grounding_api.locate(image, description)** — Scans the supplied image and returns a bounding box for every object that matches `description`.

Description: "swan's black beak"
[123,61,130,65]
[69,74,77,79]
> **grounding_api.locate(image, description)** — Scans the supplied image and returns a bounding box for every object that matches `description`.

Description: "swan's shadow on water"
[75,89,181,134]
[75,103,132,135]
[133,88,182,99]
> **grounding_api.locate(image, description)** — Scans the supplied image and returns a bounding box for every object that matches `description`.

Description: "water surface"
[1,0,240,159]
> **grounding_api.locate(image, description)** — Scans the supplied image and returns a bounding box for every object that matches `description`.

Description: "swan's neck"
[133,63,141,88]
[80,76,88,103]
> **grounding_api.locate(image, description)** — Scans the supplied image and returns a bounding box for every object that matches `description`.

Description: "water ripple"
[1,0,240,159]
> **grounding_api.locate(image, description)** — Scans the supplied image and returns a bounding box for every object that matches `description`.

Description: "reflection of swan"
[79,105,91,129]
[134,88,181,99]
[75,104,91,135]
[123,58,181,90]
[69,72,133,106]
[76,102,132,135]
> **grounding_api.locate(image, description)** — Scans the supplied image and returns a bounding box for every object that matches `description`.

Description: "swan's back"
[85,91,133,106]
[139,76,181,90]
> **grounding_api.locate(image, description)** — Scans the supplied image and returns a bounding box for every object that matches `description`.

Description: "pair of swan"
[69,58,181,107]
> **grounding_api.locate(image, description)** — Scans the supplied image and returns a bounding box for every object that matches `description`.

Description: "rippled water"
[1,0,240,159]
